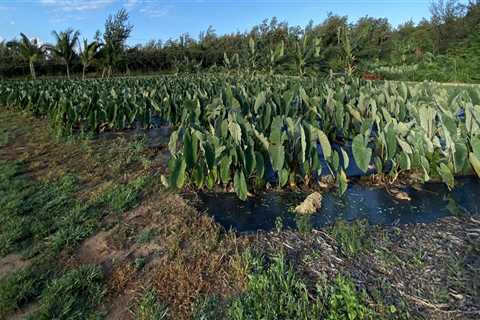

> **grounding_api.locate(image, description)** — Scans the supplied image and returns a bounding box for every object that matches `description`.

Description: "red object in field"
[362,72,383,81]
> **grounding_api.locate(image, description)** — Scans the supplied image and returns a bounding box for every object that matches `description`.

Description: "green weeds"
[330,219,371,258]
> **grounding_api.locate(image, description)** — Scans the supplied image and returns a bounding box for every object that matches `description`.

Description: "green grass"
[28,265,105,320]
[223,253,375,320]
[330,219,371,258]
[0,158,149,318]
[134,289,169,320]
[0,256,57,315]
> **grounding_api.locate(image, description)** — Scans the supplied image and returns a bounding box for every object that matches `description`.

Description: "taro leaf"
[279,168,289,187]
[340,147,349,170]
[374,156,383,173]
[317,129,332,159]
[255,152,265,178]
[472,135,480,157]
[203,142,215,171]
[183,130,198,170]
[438,163,454,190]
[254,91,266,113]
[168,130,179,155]
[193,164,205,188]
[253,127,270,151]
[170,157,187,189]
[397,138,413,154]
[453,142,468,173]
[398,153,411,171]
[219,155,232,184]
[469,152,480,177]
[245,144,256,175]
[331,150,340,172]
[385,125,397,160]
[206,169,217,190]
[269,144,285,172]
[234,170,248,201]
[338,169,348,195]
[228,120,242,145]
[270,116,284,145]
[421,156,431,181]
[352,134,372,173]
[299,124,307,163]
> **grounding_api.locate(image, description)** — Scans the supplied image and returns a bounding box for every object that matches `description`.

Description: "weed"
[134,289,169,320]
[0,257,57,316]
[192,295,224,320]
[295,214,313,235]
[97,175,148,213]
[322,275,374,320]
[135,228,157,244]
[330,219,371,258]
[227,254,322,319]
[29,264,105,320]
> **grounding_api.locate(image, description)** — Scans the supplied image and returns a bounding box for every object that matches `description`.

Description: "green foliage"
[30,265,105,320]
[135,289,169,320]
[331,220,371,258]
[324,276,373,320]
[0,257,57,315]
[2,73,480,200]
[227,255,322,319]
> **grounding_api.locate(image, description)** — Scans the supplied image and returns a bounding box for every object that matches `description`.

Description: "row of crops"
[1,75,480,199]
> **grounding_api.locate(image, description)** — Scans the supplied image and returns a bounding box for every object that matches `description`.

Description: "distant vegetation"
[0,0,479,82]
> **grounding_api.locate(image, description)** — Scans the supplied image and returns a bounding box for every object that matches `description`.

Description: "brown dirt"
[253,216,480,319]
[0,254,30,279]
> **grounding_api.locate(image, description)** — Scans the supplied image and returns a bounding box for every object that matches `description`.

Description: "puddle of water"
[187,177,480,233]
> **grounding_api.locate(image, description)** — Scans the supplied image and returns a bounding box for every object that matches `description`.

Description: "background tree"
[47,29,80,79]
[79,39,101,80]
[100,9,133,77]
[6,33,44,80]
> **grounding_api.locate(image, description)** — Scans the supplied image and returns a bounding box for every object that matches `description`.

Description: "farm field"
[2,1,480,318]
[0,74,479,319]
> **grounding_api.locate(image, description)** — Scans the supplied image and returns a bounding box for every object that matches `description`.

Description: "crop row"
[1,75,480,199]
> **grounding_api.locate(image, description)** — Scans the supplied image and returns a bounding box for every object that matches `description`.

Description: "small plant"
[274,216,284,233]
[295,214,313,235]
[31,264,105,320]
[227,254,322,319]
[330,219,370,258]
[135,289,168,320]
[324,276,373,320]
[135,228,157,244]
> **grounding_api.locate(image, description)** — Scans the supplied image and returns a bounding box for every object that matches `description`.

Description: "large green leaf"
[469,152,480,177]
[269,144,285,172]
[438,163,454,190]
[317,129,331,159]
[234,170,248,201]
[352,134,372,173]
[170,157,187,189]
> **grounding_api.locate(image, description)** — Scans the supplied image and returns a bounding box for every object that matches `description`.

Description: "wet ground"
[189,177,480,232]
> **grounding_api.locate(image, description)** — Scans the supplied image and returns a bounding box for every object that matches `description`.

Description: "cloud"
[41,0,116,12]
[123,0,170,18]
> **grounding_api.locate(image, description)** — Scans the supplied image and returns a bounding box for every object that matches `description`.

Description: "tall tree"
[101,8,133,77]
[6,33,44,80]
[48,29,80,79]
[79,39,101,80]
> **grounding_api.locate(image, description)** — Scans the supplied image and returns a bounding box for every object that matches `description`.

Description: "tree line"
[1,0,479,82]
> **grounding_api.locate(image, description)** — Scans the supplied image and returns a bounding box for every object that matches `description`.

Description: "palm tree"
[78,39,101,80]
[6,33,44,80]
[48,29,80,79]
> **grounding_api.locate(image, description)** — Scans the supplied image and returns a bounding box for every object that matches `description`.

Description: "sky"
[0,0,440,45]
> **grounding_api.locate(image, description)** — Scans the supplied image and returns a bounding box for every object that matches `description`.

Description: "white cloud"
[123,0,170,18]
[0,36,4,43]
[41,0,116,12]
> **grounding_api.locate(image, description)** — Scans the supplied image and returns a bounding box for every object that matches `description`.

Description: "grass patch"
[134,289,169,320]
[0,257,57,315]
[330,219,371,258]
[29,264,105,320]
[224,253,375,320]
